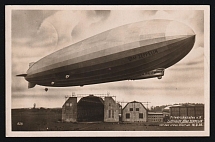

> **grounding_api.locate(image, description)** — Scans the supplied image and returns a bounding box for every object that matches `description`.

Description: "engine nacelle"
[131,68,165,80]
[158,76,162,79]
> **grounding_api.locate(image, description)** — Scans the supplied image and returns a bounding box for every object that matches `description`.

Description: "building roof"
[148,112,163,115]
[169,104,204,108]
[122,101,147,111]
[163,106,171,110]
[62,97,76,107]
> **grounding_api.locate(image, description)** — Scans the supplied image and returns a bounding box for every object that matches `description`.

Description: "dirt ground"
[12,109,204,131]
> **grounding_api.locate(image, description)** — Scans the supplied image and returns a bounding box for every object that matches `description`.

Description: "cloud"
[12,10,204,54]
[12,10,58,39]
[181,47,204,65]
[29,20,59,47]
[141,10,158,16]
[12,59,30,92]
[34,10,112,49]
[95,10,111,19]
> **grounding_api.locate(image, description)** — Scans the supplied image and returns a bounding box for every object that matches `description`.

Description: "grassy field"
[12,108,204,131]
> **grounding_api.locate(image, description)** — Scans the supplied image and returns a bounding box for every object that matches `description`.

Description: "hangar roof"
[77,95,104,106]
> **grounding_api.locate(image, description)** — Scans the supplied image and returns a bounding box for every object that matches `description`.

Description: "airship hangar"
[62,94,120,122]
[61,94,204,123]
[17,19,196,89]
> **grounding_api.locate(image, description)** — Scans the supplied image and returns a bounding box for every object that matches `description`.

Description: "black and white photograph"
[6,5,210,137]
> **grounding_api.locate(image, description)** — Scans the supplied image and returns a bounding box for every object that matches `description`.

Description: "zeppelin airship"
[17,19,196,88]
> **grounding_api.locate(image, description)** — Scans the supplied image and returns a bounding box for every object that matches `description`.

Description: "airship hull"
[24,19,195,87]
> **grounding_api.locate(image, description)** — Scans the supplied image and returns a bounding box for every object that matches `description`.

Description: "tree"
[33,103,36,109]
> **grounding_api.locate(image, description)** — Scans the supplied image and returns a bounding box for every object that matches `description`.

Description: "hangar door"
[77,95,104,122]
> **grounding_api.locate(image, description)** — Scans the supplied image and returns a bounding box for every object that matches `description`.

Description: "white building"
[122,101,148,122]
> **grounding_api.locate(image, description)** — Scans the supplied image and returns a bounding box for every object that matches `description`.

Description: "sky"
[10,8,205,109]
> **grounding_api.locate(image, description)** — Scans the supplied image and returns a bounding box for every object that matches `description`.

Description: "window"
[188,107,195,116]
[180,108,187,116]
[69,103,72,107]
[109,110,111,118]
[130,108,133,111]
[126,113,130,119]
[66,103,69,106]
[112,110,114,118]
[136,108,139,111]
[139,113,143,119]
[195,107,204,117]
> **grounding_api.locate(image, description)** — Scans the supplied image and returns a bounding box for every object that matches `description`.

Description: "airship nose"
[165,21,195,37]
[161,20,196,69]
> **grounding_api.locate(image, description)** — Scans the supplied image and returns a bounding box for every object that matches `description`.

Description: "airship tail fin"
[16,74,27,77]
[28,82,36,88]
